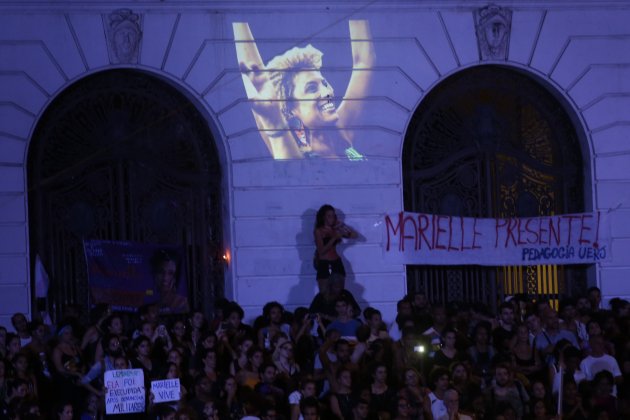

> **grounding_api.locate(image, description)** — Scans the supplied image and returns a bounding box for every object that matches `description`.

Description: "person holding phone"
[314,204,357,294]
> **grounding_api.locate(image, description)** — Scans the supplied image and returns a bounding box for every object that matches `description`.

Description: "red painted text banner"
[382,212,610,266]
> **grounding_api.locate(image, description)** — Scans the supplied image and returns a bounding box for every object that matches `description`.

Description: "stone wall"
[0,1,628,327]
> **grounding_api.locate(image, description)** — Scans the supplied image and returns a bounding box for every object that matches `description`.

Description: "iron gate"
[28,70,224,320]
[403,66,587,311]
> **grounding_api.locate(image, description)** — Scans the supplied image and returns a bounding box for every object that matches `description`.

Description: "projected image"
[233,20,375,160]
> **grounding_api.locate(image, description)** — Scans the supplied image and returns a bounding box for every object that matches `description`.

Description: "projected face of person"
[156,260,177,295]
[234,20,374,160]
[290,70,337,127]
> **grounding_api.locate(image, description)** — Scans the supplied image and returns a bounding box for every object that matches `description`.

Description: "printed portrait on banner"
[84,240,190,314]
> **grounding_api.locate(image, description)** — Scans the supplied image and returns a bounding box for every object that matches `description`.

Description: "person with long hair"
[399,367,428,419]
[232,20,375,160]
[188,310,208,356]
[511,323,543,384]
[290,308,319,373]
[258,301,291,351]
[235,346,265,390]
[273,336,301,392]
[52,324,85,406]
[80,304,112,366]
[230,335,255,376]
[92,313,128,364]
[170,319,193,357]
[314,204,357,293]
[449,361,480,415]
[130,335,161,383]
[11,351,38,399]
[369,362,395,418]
[199,347,222,389]
[330,367,354,420]
[5,333,21,362]
[219,375,244,419]
[191,331,218,376]
[430,328,464,370]
[560,378,588,420]
[466,321,495,387]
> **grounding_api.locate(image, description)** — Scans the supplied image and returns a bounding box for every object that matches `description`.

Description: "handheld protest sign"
[151,378,181,403]
[104,369,145,414]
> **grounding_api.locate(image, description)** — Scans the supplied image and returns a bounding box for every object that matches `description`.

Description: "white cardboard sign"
[104,369,145,414]
[151,379,181,403]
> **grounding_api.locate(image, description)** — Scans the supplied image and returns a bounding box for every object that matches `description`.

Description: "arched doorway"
[28,70,224,319]
[403,66,588,311]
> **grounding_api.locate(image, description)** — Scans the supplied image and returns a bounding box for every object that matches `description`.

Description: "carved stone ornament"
[104,9,142,64]
[474,4,512,61]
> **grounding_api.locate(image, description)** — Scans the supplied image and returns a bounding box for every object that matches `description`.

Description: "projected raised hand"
[233,20,375,160]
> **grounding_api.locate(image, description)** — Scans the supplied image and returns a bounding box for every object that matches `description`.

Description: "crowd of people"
[1,285,629,420]
[0,206,628,419]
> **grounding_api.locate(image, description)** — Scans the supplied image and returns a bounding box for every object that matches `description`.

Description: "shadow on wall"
[287,207,365,309]
[335,207,365,305]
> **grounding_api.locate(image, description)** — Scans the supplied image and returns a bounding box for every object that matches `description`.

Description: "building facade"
[1,0,629,327]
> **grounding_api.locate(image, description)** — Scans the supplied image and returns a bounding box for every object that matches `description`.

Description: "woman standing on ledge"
[314,204,357,293]
[232,20,375,160]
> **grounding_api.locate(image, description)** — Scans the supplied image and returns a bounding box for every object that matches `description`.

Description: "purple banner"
[84,240,189,314]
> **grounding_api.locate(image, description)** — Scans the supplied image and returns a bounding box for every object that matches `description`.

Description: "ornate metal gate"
[403,66,587,311]
[28,70,223,319]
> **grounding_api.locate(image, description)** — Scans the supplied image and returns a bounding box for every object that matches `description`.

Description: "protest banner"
[84,240,189,313]
[104,369,145,415]
[382,211,610,266]
[151,378,181,403]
